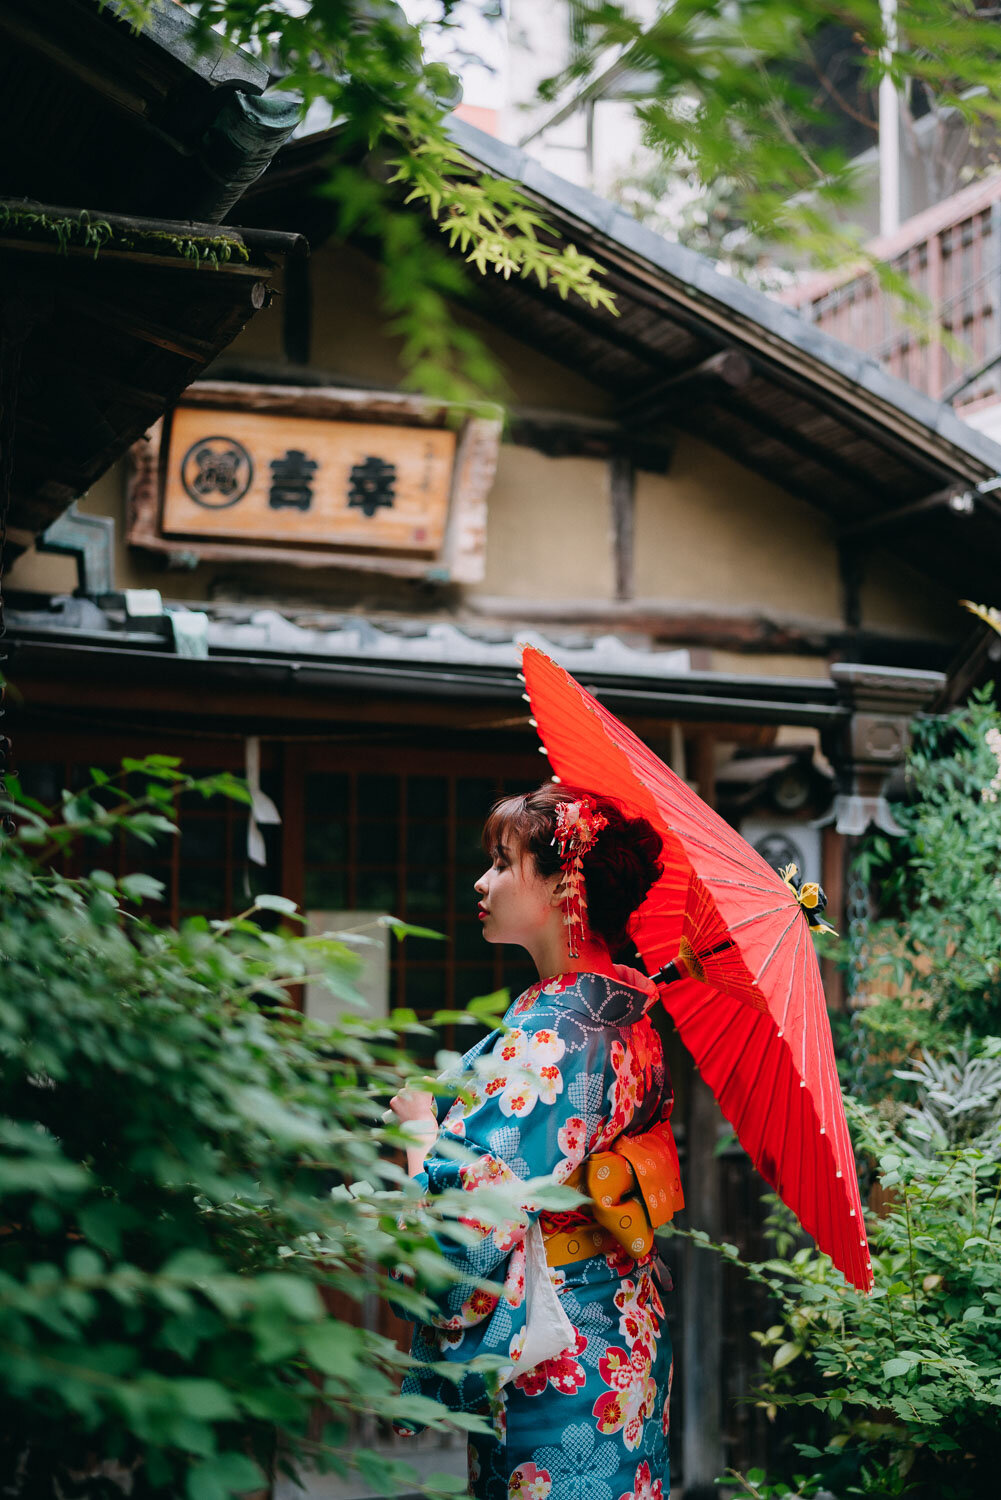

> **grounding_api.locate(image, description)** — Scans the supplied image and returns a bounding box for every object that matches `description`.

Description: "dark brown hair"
[483,782,663,956]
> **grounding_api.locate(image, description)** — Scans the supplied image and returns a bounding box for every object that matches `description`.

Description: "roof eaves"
[447,117,1001,483]
[6,615,846,728]
[103,0,270,94]
[0,199,307,263]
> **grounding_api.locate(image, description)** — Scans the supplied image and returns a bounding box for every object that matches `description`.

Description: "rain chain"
[0,295,37,837]
[0,319,18,837]
[845,863,872,1099]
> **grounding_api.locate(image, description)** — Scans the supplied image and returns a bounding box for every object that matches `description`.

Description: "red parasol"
[521,645,873,1292]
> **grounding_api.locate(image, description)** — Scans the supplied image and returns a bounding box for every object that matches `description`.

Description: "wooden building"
[5,91,1001,1492]
[786,174,1001,434]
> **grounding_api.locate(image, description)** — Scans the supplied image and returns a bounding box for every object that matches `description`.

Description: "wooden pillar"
[280,743,306,909]
[821,823,846,1010]
[927,222,944,401]
[0,291,38,834]
[682,1072,724,1495]
[609,451,635,601]
[693,732,716,810]
[282,253,312,367]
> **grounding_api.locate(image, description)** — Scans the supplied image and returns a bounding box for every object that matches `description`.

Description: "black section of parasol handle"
[652,938,735,987]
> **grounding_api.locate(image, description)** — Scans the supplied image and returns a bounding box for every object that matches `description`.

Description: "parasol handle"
[652,938,734,988]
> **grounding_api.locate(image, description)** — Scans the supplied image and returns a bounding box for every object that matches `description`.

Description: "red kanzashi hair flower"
[552,797,609,958]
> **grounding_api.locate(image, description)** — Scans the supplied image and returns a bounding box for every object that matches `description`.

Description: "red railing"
[785,174,1001,407]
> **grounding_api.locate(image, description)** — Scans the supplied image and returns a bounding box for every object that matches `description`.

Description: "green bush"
[0,760,513,1499]
[856,687,1001,1058]
[685,1046,1001,1499]
[693,684,1001,1498]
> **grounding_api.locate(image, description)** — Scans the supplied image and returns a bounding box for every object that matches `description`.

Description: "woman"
[391,783,675,1500]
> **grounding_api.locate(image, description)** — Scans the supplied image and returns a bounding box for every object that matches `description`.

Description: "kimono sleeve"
[415,1011,606,1290]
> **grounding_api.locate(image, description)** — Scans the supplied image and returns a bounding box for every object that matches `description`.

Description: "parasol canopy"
[521,644,872,1292]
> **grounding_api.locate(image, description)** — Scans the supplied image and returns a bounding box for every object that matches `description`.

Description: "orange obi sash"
[544,1120,684,1267]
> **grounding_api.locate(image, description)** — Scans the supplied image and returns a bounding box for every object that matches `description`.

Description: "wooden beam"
[7,659,836,739]
[588,253,982,489]
[463,595,955,667]
[73,297,225,362]
[838,478,975,540]
[466,257,679,376]
[712,392,903,506]
[64,365,168,414]
[618,349,753,430]
[507,412,672,472]
[178,378,455,427]
[0,8,157,116]
[12,675,544,731]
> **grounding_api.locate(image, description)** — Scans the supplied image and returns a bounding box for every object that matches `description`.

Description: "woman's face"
[473,830,560,949]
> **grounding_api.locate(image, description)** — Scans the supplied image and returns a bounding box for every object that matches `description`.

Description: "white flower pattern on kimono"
[592,1344,659,1451]
[441,1088,481,1137]
[476,1027,566,1119]
[508,1325,527,1371]
[509,1461,552,1500]
[514,1331,588,1398]
[554,1115,588,1182]
[606,1022,657,1136]
[615,1274,664,1355]
[458,1153,526,1252]
[503,1240,527,1308]
[511,972,578,1017]
[617,1459,664,1500]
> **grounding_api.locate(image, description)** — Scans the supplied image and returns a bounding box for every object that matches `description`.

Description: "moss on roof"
[0,205,251,267]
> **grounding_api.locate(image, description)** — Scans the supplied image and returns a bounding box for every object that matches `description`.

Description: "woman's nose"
[473,870,488,895]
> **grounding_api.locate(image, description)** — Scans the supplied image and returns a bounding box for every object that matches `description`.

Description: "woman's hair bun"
[483,782,664,956]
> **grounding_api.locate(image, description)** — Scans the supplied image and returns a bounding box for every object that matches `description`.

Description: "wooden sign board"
[128,382,500,582]
[162,406,457,554]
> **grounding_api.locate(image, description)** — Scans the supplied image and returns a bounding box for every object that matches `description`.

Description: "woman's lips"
[478,906,489,921]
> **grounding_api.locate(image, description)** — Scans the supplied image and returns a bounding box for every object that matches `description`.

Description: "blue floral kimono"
[405,971,674,1500]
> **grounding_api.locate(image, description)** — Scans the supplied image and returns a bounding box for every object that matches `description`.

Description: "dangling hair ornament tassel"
[553,797,608,958]
[779,862,838,936]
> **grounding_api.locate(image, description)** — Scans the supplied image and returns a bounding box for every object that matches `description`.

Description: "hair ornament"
[779,862,838,936]
[553,797,609,957]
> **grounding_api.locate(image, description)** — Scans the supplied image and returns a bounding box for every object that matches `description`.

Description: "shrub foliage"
[692,691,1001,1500]
[0,760,512,1499]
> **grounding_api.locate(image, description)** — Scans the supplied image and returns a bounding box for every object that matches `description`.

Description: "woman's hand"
[388,1088,438,1178]
[389,1087,437,1123]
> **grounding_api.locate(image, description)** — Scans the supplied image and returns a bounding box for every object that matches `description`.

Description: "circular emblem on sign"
[180,435,253,509]
[753,831,805,876]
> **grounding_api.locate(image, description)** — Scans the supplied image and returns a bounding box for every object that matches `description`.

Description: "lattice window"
[14,734,543,1025]
[297,756,540,1021]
